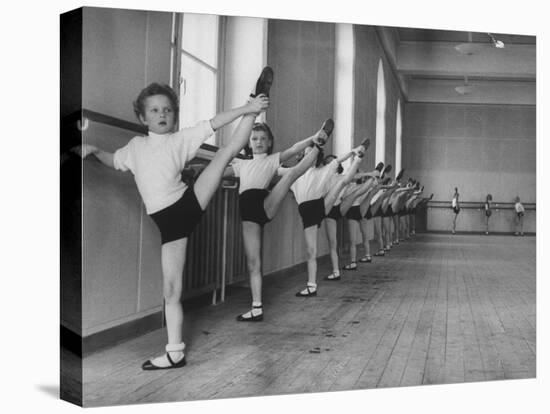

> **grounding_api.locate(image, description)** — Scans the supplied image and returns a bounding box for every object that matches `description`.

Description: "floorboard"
[82,233,536,406]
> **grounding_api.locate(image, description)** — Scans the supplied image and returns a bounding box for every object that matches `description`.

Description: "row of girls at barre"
[75,66,431,371]
[451,188,527,235]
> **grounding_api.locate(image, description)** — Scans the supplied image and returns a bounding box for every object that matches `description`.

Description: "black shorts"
[383,205,394,217]
[239,189,271,227]
[453,206,460,214]
[150,186,204,244]
[298,198,325,229]
[485,210,492,217]
[326,204,341,220]
[364,206,373,220]
[345,205,362,221]
[517,211,524,218]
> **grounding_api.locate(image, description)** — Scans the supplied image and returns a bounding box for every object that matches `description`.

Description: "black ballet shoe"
[237,306,264,322]
[296,286,317,297]
[343,262,357,270]
[395,169,405,181]
[142,353,187,371]
[250,66,274,98]
[321,118,335,139]
[358,255,372,263]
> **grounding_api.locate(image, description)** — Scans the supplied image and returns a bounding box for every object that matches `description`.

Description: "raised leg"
[263,146,319,219]
[194,114,257,209]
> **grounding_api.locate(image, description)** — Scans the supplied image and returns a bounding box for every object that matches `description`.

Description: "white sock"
[251,302,263,316]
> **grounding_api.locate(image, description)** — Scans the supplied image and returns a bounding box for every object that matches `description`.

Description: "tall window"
[375,59,386,164]
[333,23,355,162]
[173,13,221,144]
[395,100,402,173]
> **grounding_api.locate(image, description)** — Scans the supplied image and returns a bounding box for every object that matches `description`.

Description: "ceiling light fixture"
[488,33,505,48]
[454,32,483,55]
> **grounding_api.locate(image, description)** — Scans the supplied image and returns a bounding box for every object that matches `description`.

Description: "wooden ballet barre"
[426,201,536,211]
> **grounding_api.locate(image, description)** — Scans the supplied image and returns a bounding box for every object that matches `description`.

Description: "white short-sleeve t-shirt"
[232,152,281,194]
[113,120,214,214]
[290,160,339,205]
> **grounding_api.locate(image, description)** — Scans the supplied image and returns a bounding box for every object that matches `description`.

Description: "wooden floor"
[82,233,536,407]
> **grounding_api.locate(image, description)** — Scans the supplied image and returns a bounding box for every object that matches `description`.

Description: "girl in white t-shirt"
[74,70,271,370]
[514,196,525,236]
[227,120,331,322]
[484,193,493,235]
[451,187,460,234]
[288,140,368,296]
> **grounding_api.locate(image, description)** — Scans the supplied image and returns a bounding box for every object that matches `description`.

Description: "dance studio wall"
[75,8,172,336]
[403,103,536,233]
[353,26,404,240]
[263,19,336,273]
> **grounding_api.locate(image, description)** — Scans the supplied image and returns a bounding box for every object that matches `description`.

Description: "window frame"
[170,13,226,145]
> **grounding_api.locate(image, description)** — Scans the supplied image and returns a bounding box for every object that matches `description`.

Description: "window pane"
[179,55,217,144]
[182,13,218,68]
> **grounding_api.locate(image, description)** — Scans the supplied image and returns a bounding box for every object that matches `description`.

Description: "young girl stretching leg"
[76,76,269,370]
[229,122,331,322]
[320,142,370,280]
[290,133,368,296]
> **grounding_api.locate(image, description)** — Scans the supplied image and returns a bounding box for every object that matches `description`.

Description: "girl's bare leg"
[194,114,257,209]
[240,221,263,318]
[347,219,359,265]
[324,218,340,276]
[359,218,371,259]
[147,238,188,367]
[264,146,319,219]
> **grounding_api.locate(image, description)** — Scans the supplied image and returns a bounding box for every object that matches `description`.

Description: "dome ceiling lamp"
[454,32,505,55]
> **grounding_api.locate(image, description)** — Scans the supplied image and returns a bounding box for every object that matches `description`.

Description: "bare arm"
[209,95,269,131]
[72,144,115,169]
[279,134,316,163]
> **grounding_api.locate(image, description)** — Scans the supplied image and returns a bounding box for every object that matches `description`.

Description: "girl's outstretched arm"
[210,95,269,131]
[73,144,115,168]
[279,134,317,163]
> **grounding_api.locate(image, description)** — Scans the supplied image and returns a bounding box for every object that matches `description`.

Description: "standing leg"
[324,218,341,279]
[374,216,384,255]
[452,213,457,234]
[144,238,188,368]
[344,219,359,269]
[296,226,319,296]
[520,214,524,235]
[359,218,372,262]
[237,221,264,321]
